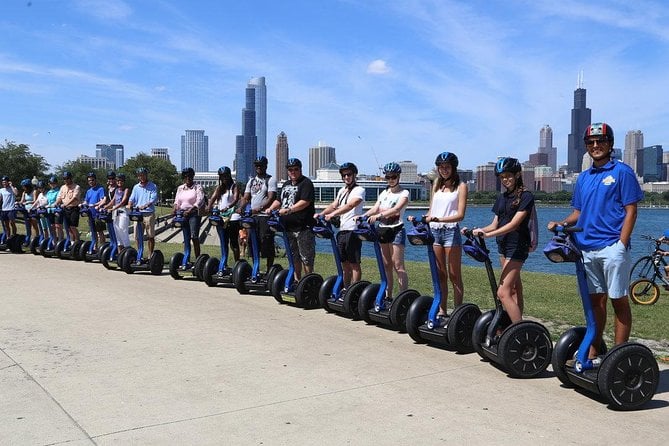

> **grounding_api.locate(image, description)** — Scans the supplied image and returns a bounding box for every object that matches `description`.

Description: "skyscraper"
[248,77,267,157]
[567,73,591,173]
[308,142,336,178]
[151,148,170,161]
[96,144,124,168]
[538,125,558,171]
[235,86,257,183]
[181,130,208,172]
[624,130,643,173]
[275,131,289,182]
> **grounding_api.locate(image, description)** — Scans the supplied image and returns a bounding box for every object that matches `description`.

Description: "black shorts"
[94,219,106,232]
[225,220,240,250]
[62,206,80,228]
[497,239,529,262]
[254,215,275,258]
[336,230,361,264]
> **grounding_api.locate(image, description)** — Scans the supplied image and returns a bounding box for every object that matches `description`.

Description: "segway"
[119,208,164,275]
[404,221,481,351]
[14,203,32,250]
[0,214,23,253]
[39,207,60,258]
[231,211,283,295]
[55,207,84,260]
[77,204,108,262]
[98,208,124,270]
[469,230,553,378]
[317,216,371,320]
[546,226,659,410]
[269,212,323,308]
[202,207,236,287]
[29,206,48,255]
[356,218,420,330]
[168,210,209,280]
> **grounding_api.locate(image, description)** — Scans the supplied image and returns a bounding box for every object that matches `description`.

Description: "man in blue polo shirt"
[549,122,643,365]
[82,172,107,248]
[127,167,158,257]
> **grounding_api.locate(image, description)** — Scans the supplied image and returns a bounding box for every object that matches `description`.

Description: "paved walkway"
[1,252,668,445]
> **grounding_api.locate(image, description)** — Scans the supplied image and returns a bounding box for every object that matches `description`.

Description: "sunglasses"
[385,175,398,180]
[585,138,609,147]
[287,167,300,172]
[341,172,354,178]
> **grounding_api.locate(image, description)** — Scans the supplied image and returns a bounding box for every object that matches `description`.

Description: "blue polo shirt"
[84,185,105,206]
[571,159,643,251]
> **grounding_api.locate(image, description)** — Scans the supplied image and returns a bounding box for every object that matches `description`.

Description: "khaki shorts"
[134,213,156,239]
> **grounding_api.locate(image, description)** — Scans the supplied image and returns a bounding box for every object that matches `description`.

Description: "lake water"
[314,206,669,275]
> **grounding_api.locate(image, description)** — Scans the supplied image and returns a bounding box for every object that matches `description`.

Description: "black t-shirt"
[280,175,315,232]
[491,189,534,246]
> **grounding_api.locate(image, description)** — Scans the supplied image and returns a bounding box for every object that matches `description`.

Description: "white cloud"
[367,59,391,74]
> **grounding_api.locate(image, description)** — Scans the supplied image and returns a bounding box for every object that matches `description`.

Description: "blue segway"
[55,207,84,260]
[39,206,60,258]
[0,212,23,253]
[98,208,124,270]
[317,217,370,320]
[404,220,482,351]
[469,230,553,378]
[546,226,659,410]
[77,204,108,262]
[202,207,236,287]
[269,212,323,308]
[29,206,49,255]
[356,218,421,330]
[169,210,209,280]
[13,203,32,252]
[119,208,164,275]
[231,211,283,294]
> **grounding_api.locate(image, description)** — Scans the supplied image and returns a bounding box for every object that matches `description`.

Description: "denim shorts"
[582,240,632,299]
[432,225,461,247]
[498,239,529,262]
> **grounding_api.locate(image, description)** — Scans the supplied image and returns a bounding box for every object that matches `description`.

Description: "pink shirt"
[174,183,204,211]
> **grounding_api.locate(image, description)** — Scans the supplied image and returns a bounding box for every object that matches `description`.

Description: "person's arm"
[237,192,251,213]
[327,196,362,218]
[547,209,580,231]
[208,186,222,209]
[620,203,638,248]
[473,216,499,236]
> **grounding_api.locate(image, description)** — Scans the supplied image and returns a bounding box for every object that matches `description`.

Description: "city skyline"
[2,1,669,175]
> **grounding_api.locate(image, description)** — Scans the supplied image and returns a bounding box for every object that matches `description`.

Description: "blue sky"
[2,0,668,176]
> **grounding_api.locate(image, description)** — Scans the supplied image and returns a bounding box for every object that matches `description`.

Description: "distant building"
[151,147,170,161]
[624,130,643,173]
[538,125,557,171]
[567,73,591,173]
[235,84,258,184]
[275,131,289,182]
[77,154,115,170]
[398,161,418,183]
[181,130,208,172]
[308,142,336,178]
[641,145,665,183]
[476,162,498,192]
[248,77,267,158]
[96,144,124,168]
[315,162,341,181]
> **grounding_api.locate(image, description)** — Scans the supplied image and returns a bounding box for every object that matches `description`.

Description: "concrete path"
[1,252,668,445]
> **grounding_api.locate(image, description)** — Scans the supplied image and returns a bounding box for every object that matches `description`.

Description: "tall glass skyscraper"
[181,130,209,172]
[275,131,289,182]
[248,77,267,158]
[624,130,643,173]
[567,73,591,173]
[538,125,558,171]
[235,87,257,183]
[96,144,124,168]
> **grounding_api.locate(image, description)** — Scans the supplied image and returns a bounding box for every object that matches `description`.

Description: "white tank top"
[430,188,460,229]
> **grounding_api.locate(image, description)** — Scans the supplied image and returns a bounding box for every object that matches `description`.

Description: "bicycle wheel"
[629,279,660,305]
[629,256,655,282]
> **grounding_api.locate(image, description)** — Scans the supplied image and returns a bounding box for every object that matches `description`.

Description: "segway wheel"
[358,283,380,324]
[30,237,40,255]
[170,252,185,280]
[471,310,495,360]
[265,264,283,292]
[70,240,84,260]
[122,248,138,274]
[271,269,291,303]
[343,280,370,320]
[55,239,66,258]
[405,295,432,343]
[389,289,420,332]
[629,279,660,305]
[447,303,482,353]
[39,238,49,257]
[233,261,252,294]
[79,241,92,262]
[193,254,210,280]
[9,234,24,253]
[598,343,659,410]
[551,327,609,388]
[203,257,219,287]
[318,275,338,312]
[295,273,324,309]
[149,250,164,275]
[499,321,553,379]
[100,245,113,270]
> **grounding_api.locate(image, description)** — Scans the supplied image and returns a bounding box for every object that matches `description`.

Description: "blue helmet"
[382,162,401,174]
[435,152,459,168]
[286,158,302,168]
[253,156,268,166]
[181,167,195,178]
[20,178,31,187]
[218,166,232,176]
[495,157,521,176]
[63,171,73,179]
[135,167,149,174]
[0,175,8,182]
[37,180,46,188]
[48,175,58,184]
[107,170,116,179]
[339,162,358,175]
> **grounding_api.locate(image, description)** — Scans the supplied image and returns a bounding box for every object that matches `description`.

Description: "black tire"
[295,273,324,309]
[70,240,84,260]
[79,241,92,262]
[629,256,656,282]
[552,327,608,387]
[122,248,138,274]
[39,238,50,257]
[447,304,482,353]
[55,239,66,258]
[343,280,370,320]
[8,234,24,253]
[598,343,659,410]
[357,283,380,324]
[499,321,553,378]
[233,261,252,294]
[472,310,495,359]
[203,257,219,287]
[149,250,164,275]
[265,264,283,292]
[406,295,432,343]
[318,275,338,312]
[271,269,291,303]
[193,254,210,280]
[100,245,113,270]
[389,289,421,332]
[169,252,185,280]
[629,279,661,305]
[30,237,40,255]
[117,248,129,271]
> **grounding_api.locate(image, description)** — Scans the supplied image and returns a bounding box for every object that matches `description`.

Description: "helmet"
[87,171,96,179]
[1,175,8,181]
[435,152,459,168]
[107,170,116,179]
[48,175,58,183]
[543,235,581,263]
[286,158,302,169]
[495,157,521,176]
[117,173,126,181]
[584,122,614,145]
[339,162,358,175]
[181,167,195,178]
[37,180,45,188]
[217,166,232,176]
[20,178,31,187]
[135,167,149,174]
[382,162,402,175]
[63,171,73,179]
[253,156,268,166]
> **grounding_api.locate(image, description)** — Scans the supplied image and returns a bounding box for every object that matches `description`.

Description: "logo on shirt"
[602,175,616,186]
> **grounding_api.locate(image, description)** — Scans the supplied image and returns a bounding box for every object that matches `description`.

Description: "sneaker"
[436,314,449,327]
[590,357,602,368]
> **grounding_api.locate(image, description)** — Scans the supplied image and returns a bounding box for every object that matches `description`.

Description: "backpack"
[528,205,539,253]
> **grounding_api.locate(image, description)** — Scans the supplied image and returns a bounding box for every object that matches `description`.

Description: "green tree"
[0,140,50,183]
[55,161,110,188]
[120,153,179,203]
